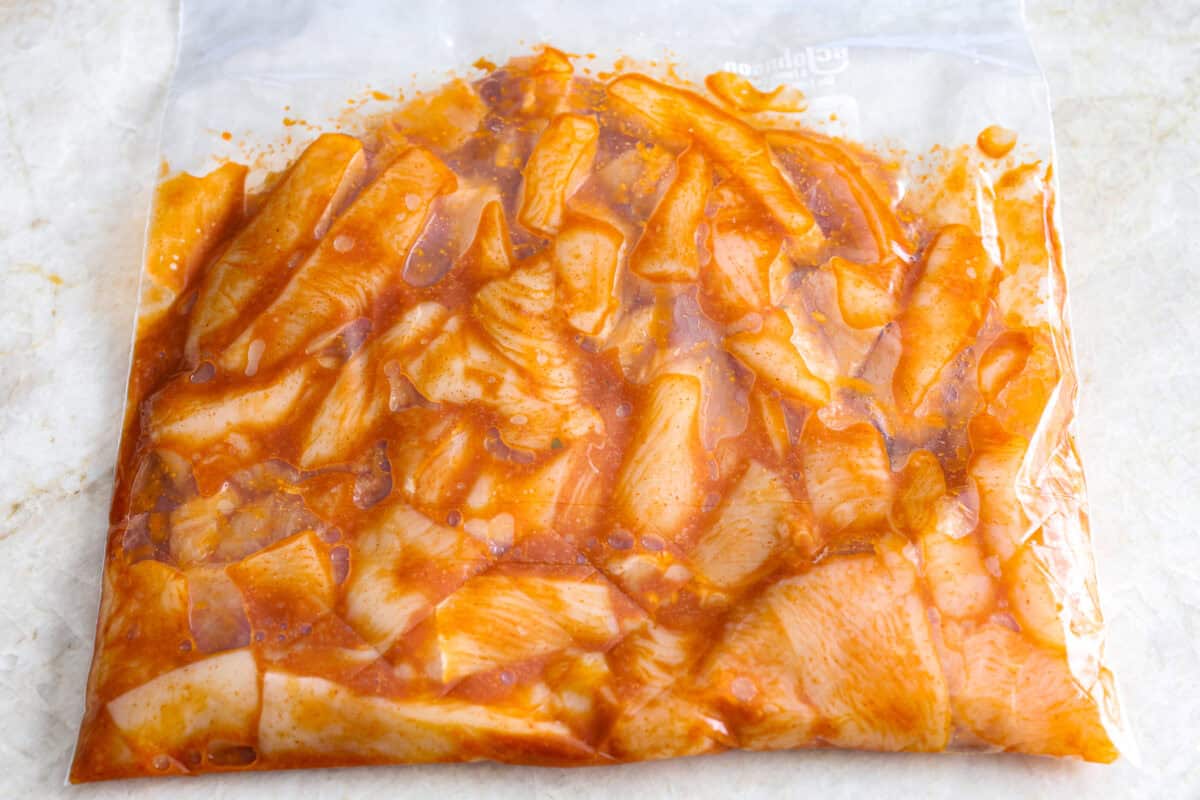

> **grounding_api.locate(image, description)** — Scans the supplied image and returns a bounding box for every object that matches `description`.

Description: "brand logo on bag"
[722,46,850,89]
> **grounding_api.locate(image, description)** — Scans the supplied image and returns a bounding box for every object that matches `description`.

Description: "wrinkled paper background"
[1,0,1197,796]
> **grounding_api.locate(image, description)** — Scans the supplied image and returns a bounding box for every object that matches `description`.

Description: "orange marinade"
[72,47,1117,781]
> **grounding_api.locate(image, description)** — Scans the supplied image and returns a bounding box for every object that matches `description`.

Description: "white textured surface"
[0,0,1197,796]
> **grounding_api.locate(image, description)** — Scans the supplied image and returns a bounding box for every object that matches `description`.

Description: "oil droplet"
[991,611,1021,632]
[207,744,258,767]
[731,676,758,702]
[608,529,635,550]
[151,754,171,771]
[641,534,665,552]
[615,402,632,419]
[244,339,265,377]
[664,564,692,583]
[333,234,355,253]
[190,362,215,383]
[330,546,350,585]
[405,193,423,211]
[977,125,1017,158]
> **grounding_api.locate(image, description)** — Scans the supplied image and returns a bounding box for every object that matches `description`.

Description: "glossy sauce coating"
[72,48,1117,781]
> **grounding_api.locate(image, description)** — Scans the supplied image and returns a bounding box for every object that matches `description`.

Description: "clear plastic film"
[70,0,1129,781]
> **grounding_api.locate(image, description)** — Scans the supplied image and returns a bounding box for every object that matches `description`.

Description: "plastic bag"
[71,0,1127,781]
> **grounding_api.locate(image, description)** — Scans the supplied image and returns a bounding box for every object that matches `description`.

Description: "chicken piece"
[919,496,996,620]
[784,268,883,384]
[689,461,799,592]
[391,414,481,510]
[629,145,711,282]
[472,258,574,399]
[436,576,579,682]
[167,483,242,567]
[220,147,457,374]
[430,583,569,687]
[92,560,192,699]
[952,623,1116,762]
[751,387,794,461]
[825,255,901,329]
[893,225,996,412]
[480,442,605,534]
[258,672,450,762]
[613,374,705,541]
[604,297,671,384]
[801,417,893,534]
[764,543,951,751]
[605,624,725,759]
[995,259,1053,330]
[705,72,807,113]
[258,672,588,762]
[1003,544,1066,650]
[170,483,327,568]
[403,178,504,288]
[993,163,1052,278]
[893,449,947,535]
[968,414,1032,563]
[514,46,578,119]
[300,302,450,468]
[779,292,844,388]
[554,213,623,335]
[700,591,818,750]
[512,574,625,646]
[541,650,614,736]
[725,309,829,407]
[518,113,599,235]
[342,504,494,653]
[186,134,365,361]
[766,130,911,325]
[977,331,1031,402]
[701,182,782,321]
[226,531,335,636]
[105,650,260,758]
[896,450,995,620]
[185,565,252,654]
[456,199,514,282]
[966,428,1072,658]
[394,78,487,151]
[140,163,246,329]
[981,331,1060,439]
[769,129,906,256]
[392,260,601,451]
[607,75,821,247]
[606,688,726,760]
[609,622,695,690]
[403,314,578,451]
[149,362,317,450]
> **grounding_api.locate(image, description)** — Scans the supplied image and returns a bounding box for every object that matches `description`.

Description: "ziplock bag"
[70,0,1127,781]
